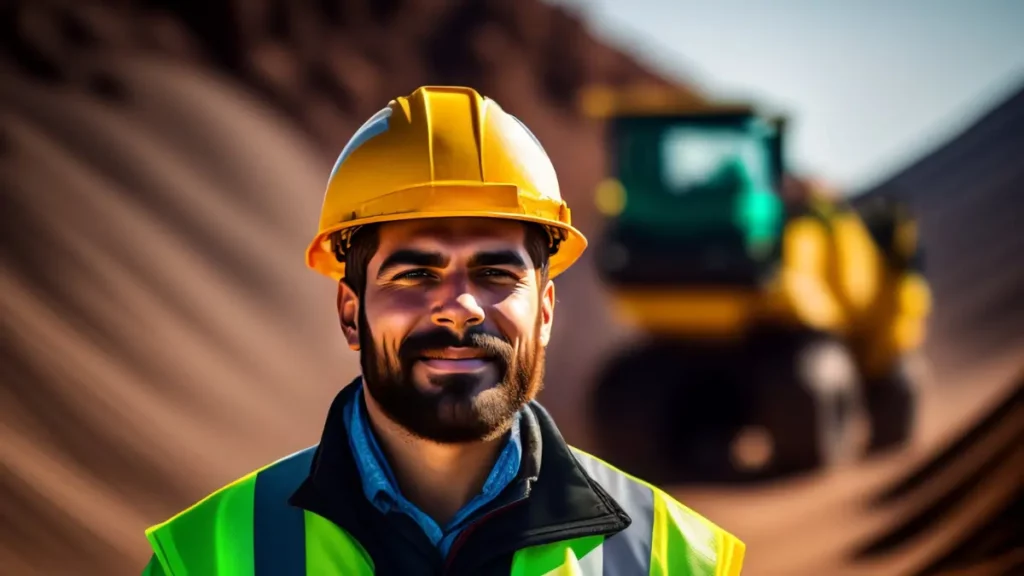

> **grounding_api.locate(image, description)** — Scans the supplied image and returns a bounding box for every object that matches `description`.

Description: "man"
[142,86,745,575]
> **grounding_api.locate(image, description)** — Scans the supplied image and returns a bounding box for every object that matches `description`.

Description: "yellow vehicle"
[581,85,932,482]
[852,192,932,447]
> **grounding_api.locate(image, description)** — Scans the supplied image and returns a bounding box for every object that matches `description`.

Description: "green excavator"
[581,85,931,483]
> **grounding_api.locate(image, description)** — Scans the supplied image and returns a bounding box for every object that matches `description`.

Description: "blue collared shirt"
[343,380,522,557]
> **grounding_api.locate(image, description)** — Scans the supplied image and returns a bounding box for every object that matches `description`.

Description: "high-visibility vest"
[143,446,745,575]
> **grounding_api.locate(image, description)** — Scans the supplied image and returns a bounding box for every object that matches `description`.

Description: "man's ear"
[337,281,361,351]
[539,279,555,347]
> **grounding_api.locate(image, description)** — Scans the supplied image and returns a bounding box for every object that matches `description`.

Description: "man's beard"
[358,309,545,444]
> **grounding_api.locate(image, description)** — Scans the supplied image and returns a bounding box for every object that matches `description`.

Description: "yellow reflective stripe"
[649,494,669,575]
[714,530,746,576]
[303,511,375,575]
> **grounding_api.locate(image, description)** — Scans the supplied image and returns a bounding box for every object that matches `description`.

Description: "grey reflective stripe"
[254,446,317,576]
[571,449,654,576]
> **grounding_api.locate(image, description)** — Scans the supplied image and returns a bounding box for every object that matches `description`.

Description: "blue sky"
[552,0,1024,193]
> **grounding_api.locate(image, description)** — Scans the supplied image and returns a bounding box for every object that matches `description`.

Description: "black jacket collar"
[289,380,631,574]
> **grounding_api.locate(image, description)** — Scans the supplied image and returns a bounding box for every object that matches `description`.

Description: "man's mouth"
[418,347,492,372]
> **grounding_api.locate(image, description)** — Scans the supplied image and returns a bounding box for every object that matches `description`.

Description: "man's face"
[338,218,555,444]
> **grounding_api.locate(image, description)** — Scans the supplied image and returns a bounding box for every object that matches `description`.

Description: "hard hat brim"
[306,211,587,282]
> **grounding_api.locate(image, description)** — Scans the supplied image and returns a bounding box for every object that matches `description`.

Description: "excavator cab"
[596,110,786,289]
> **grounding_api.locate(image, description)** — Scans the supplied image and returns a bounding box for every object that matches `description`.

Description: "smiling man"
[141,86,745,575]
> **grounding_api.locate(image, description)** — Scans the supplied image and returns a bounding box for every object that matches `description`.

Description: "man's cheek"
[494,298,538,335]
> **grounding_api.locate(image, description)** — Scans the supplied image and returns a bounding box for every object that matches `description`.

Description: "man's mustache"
[399,326,514,364]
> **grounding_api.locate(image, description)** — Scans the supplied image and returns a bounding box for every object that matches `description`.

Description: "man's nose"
[430,282,485,335]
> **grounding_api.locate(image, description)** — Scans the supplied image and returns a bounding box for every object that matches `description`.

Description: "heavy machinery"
[852,192,933,450]
[581,85,932,483]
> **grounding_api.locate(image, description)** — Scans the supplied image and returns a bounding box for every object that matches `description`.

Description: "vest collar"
[289,379,630,572]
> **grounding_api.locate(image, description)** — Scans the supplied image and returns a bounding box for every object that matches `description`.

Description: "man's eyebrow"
[376,250,448,279]
[469,250,528,269]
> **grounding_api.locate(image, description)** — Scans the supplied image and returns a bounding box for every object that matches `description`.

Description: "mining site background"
[1,1,1022,574]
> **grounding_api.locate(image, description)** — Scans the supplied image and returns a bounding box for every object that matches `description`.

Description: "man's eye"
[478,268,516,279]
[393,269,434,280]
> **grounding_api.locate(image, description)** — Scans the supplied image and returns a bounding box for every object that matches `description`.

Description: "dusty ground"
[673,350,1022,576]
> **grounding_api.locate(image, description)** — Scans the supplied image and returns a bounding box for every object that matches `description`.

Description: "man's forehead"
[376,218,527,250]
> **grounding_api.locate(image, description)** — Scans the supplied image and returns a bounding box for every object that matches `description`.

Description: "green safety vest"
[142,445,744,575]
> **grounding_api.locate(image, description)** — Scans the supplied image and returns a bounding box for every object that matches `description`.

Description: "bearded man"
[141,86,745,576]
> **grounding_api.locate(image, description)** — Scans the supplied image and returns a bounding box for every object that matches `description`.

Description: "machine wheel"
[863,360,918,453]
[591,330,862,484]
[592,338,751,484]
[741,329,863,478]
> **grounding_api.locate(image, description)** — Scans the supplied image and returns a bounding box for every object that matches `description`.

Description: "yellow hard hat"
[305,85,587,281]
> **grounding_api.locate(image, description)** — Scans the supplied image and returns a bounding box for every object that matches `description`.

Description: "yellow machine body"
[583,85,932,378]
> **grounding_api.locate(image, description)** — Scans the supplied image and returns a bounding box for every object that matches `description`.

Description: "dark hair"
[336,222,553,296]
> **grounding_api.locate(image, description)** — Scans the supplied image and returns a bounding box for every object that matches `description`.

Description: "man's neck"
[362,392,508,527]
